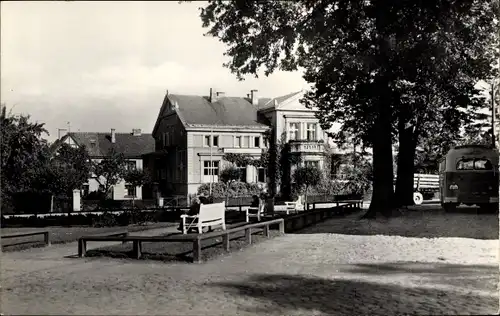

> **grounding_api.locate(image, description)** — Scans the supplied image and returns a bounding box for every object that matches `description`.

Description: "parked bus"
[439,144,499,212]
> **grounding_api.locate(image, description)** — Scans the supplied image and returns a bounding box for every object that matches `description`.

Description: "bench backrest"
[296,195,304,205]
[198,201,226,223]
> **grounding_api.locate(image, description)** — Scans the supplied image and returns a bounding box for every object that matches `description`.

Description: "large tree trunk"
[362,100,394,219]
[394,119,418,207]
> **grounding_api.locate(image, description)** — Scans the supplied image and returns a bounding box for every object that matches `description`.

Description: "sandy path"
[2,226,498,315]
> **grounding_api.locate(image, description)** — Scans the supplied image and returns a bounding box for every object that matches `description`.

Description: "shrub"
[81,199,157,211]
[197,182,263,198]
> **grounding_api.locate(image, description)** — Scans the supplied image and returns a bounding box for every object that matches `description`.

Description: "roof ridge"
[70,131,152,135]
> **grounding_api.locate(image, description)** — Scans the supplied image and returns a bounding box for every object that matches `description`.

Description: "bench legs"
[78,239,86,257]
[44,232,51,246]
[133,240,142,259]
[263,225,270,238]
[245,227,252,244]
[193,239,202,263]
[279,220,285,234]
[222,234,230,251]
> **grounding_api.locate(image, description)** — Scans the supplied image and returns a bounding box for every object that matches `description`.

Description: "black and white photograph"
[1,1,499,315]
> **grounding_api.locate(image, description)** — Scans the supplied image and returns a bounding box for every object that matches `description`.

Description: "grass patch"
[1,222,175,252]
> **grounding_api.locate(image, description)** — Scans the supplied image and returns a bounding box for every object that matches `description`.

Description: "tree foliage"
[219,165,241,184]
[34,143,92,197]
[0,104,49,209]
[123,168,151,188]
[197,0,499,216]
[92,149,127,197]
[123,168,151,209]
[292,165,322,209]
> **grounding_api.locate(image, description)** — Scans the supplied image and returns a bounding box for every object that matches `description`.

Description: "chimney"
[209,88,217,102]
[132,129,142,136]
[111,128,116,144]
[250,89,259,106]
[216,91,225,98]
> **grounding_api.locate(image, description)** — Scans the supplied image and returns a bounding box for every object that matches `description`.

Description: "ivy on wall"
[221,128,303,199]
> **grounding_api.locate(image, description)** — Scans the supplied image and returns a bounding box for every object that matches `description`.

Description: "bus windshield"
[456,158,493,170]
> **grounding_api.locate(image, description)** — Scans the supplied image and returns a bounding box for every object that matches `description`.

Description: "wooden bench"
[78,218,285,263]
[77,230,129,256]
[180,201,226,234]
[282,203,360,232]
[246,203,265,222]
[1,230,50,248]
[284,195,305,212]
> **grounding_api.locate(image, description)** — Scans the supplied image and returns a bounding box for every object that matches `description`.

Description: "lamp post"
[492,79,496,149]
[209,128,214,196]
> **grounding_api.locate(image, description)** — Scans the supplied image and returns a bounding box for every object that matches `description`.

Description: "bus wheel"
[413,192,424,205]
[442,203,457,212]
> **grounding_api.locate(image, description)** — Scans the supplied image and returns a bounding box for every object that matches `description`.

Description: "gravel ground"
[297,205,499,239]
[1,206,498,315]
[1,222,175,251]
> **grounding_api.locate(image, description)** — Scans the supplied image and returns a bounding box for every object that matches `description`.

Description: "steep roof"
[59,132,155,158]
[258,90,303,111]
[167,94,269,129]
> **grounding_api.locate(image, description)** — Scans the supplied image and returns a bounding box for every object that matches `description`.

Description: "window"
[203,161,220,176]
[82,184,90,197]
[456,158,493,170]
[254,136,261,148]
[205,135,219,147]
[289,123,299,140]
[125,184,136,197]
[126,161,136,170]
[307,123,317,141]
[165,132,170,146]
[257,167,266,183]
[237,164,247,182]
[235,136,242,147]
[475,159,493,170]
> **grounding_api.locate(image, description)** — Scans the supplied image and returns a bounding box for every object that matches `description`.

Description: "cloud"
[1,1,308,141]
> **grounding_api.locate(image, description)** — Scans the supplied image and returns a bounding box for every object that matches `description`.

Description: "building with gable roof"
[152,88,350,199]
[54,129,155,200]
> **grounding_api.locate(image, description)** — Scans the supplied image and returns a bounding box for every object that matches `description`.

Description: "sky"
[1,1,308,142]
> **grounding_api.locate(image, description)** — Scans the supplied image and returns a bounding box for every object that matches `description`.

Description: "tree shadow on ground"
[209,263,498,315]
[294,206,498,240]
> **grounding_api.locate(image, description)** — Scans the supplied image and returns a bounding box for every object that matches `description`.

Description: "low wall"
[279,203,361,233]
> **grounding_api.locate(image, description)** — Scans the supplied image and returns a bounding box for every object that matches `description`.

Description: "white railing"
[289,141,323,153]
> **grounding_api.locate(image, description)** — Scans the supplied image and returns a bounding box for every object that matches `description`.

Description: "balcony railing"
[289,140,324,154]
